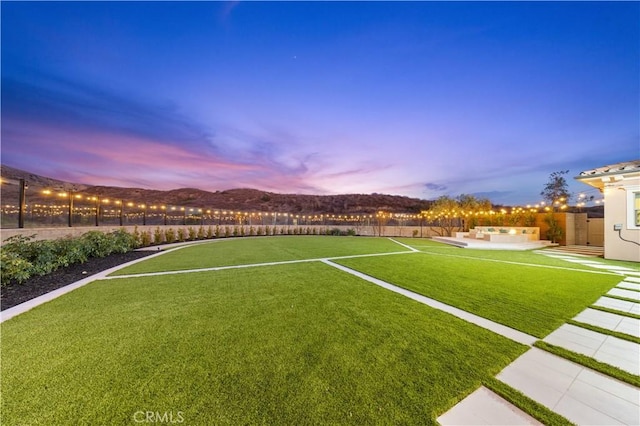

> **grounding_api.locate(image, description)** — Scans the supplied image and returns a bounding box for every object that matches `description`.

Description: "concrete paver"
[625,276,640,284]
[497,348,640,426]
[618,281,640,291]
[594,296,640,315]
[608,288,640,301]
[543,324,640,375]
[573,308,640,338]
[437,386,542,426]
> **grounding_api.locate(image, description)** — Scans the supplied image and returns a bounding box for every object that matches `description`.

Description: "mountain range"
[0,165,431,214]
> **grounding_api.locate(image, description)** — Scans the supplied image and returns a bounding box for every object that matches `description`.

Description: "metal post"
[95,197,100,226]
[68,191,74,227]
[18,179,26,228]
[119,200,124,226]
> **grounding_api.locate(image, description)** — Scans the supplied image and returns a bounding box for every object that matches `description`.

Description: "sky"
[2,1,638,206]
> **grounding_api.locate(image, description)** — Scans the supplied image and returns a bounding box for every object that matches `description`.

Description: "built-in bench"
[457,227,540,243]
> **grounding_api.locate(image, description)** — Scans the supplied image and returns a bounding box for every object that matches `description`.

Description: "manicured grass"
[589,305,640,320]
[483,377,574,426]
[113,236,408,275]
[395,238,613,272]
[566,320,640,344]
[398,237,640,272]
[1,263,525,425]
[335,253,621,337]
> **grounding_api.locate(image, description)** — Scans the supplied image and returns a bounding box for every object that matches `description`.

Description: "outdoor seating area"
[456,226,539,243]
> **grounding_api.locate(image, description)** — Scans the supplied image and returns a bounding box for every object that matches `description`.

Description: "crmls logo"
[133,411,185,423]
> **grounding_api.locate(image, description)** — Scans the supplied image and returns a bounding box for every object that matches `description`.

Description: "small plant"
[132,226,142,248]
[206,226,214,239]
[312,227,317,235]
[224,227,231,238]
[256,226,263,236]
[412,230,419,237]
[544,213,564,244]
[188,227,197,240]
[265,225,271,236]
[140,231,152,247]
[177,228,187,241]
[165,228,176,243]
[215,225,221,238]
[154,227,164,244]
[249,226,255,236]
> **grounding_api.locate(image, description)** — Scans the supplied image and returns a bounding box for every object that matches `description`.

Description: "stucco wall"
[604,184,640,262]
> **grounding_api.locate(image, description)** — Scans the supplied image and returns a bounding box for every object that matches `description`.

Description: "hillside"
[1,165,431,214]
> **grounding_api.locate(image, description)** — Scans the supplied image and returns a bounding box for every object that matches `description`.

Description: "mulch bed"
[1,251,156,311]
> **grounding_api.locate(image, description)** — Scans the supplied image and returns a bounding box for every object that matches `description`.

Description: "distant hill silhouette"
[1,165,431,214]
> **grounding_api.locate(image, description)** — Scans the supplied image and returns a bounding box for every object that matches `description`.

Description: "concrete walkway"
[497,348,639,426]
[440,252,640,425]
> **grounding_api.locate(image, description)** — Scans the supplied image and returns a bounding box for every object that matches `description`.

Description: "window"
[626,186,640,230]
[636,192,640,227]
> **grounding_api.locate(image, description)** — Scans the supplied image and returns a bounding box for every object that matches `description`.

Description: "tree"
[540,170,572,211]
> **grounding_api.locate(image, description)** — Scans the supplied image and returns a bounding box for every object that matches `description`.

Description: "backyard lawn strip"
[565,320,640,344]
[534,341,640,388]
[588,305,640,320]
[335,252,620,338]
[482,377,575,426]
[112,236,407,275]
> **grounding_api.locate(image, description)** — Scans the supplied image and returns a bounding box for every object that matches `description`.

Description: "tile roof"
[577,160,640,179]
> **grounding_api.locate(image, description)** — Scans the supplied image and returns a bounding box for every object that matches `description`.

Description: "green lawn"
[113,236,408,275]
[1,262,525,425]
[336,252,621,337]
[397,237,640,271]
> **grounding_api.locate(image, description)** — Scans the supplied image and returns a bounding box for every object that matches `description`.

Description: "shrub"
[165,228,176,243]
[0,230,136,286]
[131,226,142,248]
[197,226,206,240]
[177,228,186,242]
[256,226,263,236]
[188,227,197,241]
[206,226,214,239]
[154,227,164,245]
[81,231,113,258]
[0,250,33,284]
[412,230,419,238]
[141,231,152,247]
[110,229,137,254]
[224,227,231,238]
[265,225,271,236]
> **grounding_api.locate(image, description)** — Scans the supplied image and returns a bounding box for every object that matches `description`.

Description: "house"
[575,160,640,262]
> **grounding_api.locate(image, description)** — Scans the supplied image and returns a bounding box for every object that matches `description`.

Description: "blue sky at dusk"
[2,1,638,205]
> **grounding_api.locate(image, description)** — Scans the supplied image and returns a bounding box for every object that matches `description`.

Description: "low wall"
[0,224,454,245]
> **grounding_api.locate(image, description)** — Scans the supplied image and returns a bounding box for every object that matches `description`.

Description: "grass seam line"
[566,319,640,344]
[602,294,640,304]
[105,250,417,279]
[533,341,640,388]
[589,305,640,320]
[482,377,575,426]
[418,249,621,276]
[387,238,420,252]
